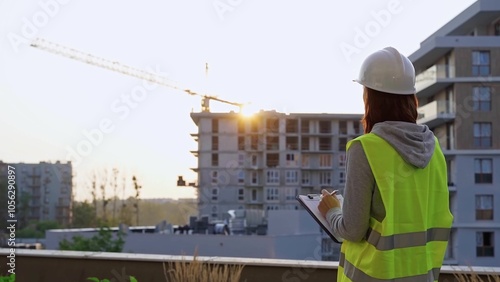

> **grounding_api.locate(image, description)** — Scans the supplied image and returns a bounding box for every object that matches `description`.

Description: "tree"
[132,176,142,226]
[71,201,97,228]
[17,220,61,238]
[111,168,119,224]
[59,227,125,252]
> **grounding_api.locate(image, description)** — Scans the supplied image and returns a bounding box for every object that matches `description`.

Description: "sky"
[0,0,477,200]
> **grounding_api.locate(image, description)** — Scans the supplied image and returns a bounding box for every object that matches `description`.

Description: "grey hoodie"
[326,121,437,242]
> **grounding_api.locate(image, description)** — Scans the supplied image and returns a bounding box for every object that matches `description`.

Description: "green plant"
[59,226,125,252]
[0,274,15,282]
[87,276,137,282]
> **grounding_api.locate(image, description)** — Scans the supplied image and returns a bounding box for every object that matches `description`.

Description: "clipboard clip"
[307,194,321,199]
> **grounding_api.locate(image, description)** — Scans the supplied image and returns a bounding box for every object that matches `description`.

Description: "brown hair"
[361,87,418,134]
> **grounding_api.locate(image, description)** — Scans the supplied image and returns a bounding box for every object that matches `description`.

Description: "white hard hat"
[354,47,416,95]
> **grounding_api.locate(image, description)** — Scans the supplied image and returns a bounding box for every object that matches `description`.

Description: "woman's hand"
[318,189,341,217]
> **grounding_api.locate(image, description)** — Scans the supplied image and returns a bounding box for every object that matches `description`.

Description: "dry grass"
[163,254,245,282]
[453,267,500,282]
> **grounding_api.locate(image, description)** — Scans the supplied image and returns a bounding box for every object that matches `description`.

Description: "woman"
[318,47,453,282]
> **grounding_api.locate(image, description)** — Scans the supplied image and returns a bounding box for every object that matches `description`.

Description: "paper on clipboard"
[296,194,344,243]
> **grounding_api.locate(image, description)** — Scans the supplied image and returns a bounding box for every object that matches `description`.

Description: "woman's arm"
[326,141,375,242]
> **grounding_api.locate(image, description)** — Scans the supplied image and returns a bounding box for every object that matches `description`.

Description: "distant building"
[0,161,73,227]
[409,0,500,267]
[45,210,327,261]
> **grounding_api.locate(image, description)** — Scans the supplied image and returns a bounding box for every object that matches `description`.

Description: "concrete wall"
[45,230,323,260]
[1,249,499,282]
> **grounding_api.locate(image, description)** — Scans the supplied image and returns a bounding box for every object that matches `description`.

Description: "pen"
[308,190,338,200]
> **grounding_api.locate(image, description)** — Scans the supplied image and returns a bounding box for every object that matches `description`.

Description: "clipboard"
[296,194,343,243]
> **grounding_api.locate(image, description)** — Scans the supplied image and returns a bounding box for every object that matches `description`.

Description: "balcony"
[415,65,455,98]
[2,249,499,281]
[417,100,455,128]
[416,62,500,99]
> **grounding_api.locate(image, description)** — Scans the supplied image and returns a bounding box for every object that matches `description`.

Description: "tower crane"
[30,37,246,113]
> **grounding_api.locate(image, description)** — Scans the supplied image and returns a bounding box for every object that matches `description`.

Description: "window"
[285,170,299,184]
[476,195,493,220]
[472,51,490,76]
[251,154,258,166]
[473,87,491,111]
[286,137,299,150]
[266,187,279,201]
[238,136,245,150]
[353,121,361,134]
[251,189,257,202]
[302,155,310,168]
[238,188,245,201]
[301,137,310,151]
[319,154,332,167]
[476,232,494,257]
[495,22,500,36]
[286,153,298,166]
[319,137,332,151]
[266,136,279,150]
[266,153,279,167]
[339,153,346,167]
[238,171,245,184]
[473,123,492,148]
[211,205,218,218]
[319,121,331,134]
[339,170,346,184]
[301,171,310,185]
[319,172,332,185]
[301,120,310,133]
[212,136,218,150]
[238,153,245,166]
[339,138,347,151]
[212,119,219,133]
[250,135,259,150]
[339,121,347,134]
[211,171,218,184]
[286,119,298,133]
[266,118,279,133]
[266,170,280,184]
[251,171,259,185]
[211,188,219,201]
[211,154,219,166]
[237,119,245,133]
[285,188,298,201]
[266,205,279,211]
[475,159,493,184]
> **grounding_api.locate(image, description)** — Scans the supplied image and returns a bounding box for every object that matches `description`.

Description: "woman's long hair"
[361,87,419,134]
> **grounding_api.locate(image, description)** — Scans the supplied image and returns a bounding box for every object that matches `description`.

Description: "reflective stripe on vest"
[339,253,441,282]
[338,133,453,282]
[365,227,451,251]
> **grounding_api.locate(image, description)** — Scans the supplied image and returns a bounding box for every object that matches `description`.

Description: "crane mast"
[30,37,245,113]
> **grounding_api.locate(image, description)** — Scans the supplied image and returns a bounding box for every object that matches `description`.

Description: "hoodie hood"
[371,121,435,168]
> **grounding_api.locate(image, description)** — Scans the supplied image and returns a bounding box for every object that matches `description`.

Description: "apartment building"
[190,111,363,217]
[409,0,500,267]
[0,161,73,227]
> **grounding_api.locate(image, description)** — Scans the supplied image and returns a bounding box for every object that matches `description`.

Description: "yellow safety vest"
[338,133,453,282]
